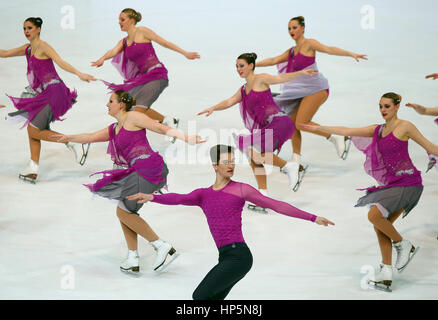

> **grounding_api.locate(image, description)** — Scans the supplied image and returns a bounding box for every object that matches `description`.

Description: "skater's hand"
[78,72,97,82]
[126,193,154,203]
[51,134,70,143]
[0,105,5,108]
[425,73,438,80]
[300,69,318,77]
[351,53,368,62]
[197,107,215,117]
[405,103,427,115]
[186,135,207,145]
[184,51,200,60]
[315,216,335,226]
[91,58,105,67]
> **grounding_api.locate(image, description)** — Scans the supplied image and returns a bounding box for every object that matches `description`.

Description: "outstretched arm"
[0,44,28,58]
[42,42,96,82]
[241,183,334,226]
[197,88,242,117]
[141,27,200,60]
[51,127,109,144]
[406,103,438,116]
[91,39,124,67]
[308,39,367,62]
[256,49,290,67]
[259,69,318,86]
[126,189,203,206]
[301,124,377,137]
[426,73,438,80]
[129,111,206,145]
[404,121,438,156]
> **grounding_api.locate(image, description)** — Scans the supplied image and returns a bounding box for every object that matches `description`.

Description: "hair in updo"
[122,8,142,24]
[25,17,43,28]
[381,92,402,105]
[114,90,137,111]
[210,145,234,164]
[237,52,257,70]
[290,16,305,27]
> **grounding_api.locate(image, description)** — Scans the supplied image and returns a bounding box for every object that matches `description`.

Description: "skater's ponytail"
[115,90,136,111]
[381,92,402,106]
[210,145,234,164]
[237,53,257,70]
[122,8,142,24]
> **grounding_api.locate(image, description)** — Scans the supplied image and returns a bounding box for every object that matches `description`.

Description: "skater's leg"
[249,159,267,190]
[27,130,42,163]
[119,219,139,251]
[116,206,159,242]
[290,107,302,155]
[249,149,287,168]
[134,106,165,123]
[368,206,403,242]
[294,90,329,138]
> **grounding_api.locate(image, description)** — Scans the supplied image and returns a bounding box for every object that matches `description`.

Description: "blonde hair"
[381,92,402,105]
[121,8,142,24]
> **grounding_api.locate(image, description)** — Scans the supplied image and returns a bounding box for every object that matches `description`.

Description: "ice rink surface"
[0,0,437,299]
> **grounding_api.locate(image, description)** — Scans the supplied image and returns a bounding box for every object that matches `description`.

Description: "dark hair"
[114,90,137,111]
[290,16,305,27]
[237,52,257,70]
[122,8,142,24]
[381,92,402,105]
[210,145,234,164]
[25,17,43,30]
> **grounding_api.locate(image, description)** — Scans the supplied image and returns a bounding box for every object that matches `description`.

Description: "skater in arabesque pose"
[303,92,438,292]
[127,144,334,300]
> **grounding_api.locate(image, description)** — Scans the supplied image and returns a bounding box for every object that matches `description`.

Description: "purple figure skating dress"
[101,38,168,110]
[275,47,329,115]
[352,125,423,218]
[6,45,77,129]
[85,122,168,213]
[236,85,295,154]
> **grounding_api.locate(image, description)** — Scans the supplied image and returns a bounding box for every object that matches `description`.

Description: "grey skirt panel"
[128,79,169,110]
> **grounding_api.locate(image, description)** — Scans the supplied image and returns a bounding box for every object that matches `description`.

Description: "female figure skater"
[52,90,205,273]
[198,53,317,211]
[303,92,438,292]
[1,17,96,183]
[256,16,367,187]
[127,144,334,300]
[92,8,200,135]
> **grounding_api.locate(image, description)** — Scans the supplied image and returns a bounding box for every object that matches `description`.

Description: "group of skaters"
[1,9,437,297]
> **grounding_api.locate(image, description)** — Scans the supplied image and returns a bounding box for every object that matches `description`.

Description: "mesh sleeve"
[151,189,203,207]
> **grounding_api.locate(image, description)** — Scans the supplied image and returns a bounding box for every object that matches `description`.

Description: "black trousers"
[192,242,253,300]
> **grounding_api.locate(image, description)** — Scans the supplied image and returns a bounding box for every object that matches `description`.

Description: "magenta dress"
[151,180,316,248]
[236,85,295,154]
[6,45,77,129]
[352,125,423,218]
[85,122,168,213]
[101,38,168,109]
[275,47,329,115]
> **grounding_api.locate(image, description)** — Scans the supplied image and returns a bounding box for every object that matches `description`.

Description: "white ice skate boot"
[120,250,140,274]
[162,116,180,143]
[393,239,420,273]
[247,189,269,214]
[280,161,308,192]
[19,159,39,184]
[369,263,392,292]
[328,134,351,160]
[150,239,179,272]
[66,142,90,166]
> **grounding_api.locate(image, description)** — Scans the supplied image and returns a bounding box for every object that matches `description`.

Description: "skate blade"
[292,165,309,192]
[120,267,142,277]
[426,159,436,173]
[368,280,392,292]
[155,252,180,273]
[19,174,37,184]
[247,204,268,214]
[341,137,352,160]
[79,143,91,166]
[398,246,420,273]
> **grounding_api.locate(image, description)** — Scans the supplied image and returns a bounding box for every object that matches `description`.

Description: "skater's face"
[288,20,304,41]
[107,94,124,117]
[214,153,235,178]
[23,21,40,41]
[236,59,254,78]
[119,13,135,31]
[379,97,399,120]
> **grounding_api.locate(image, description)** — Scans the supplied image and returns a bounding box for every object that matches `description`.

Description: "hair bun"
[250,52,257,60]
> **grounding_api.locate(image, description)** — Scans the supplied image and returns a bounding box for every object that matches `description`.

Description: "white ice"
[0,0,437,300]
